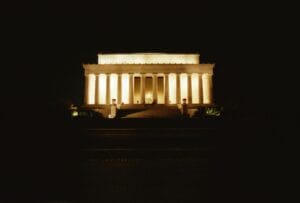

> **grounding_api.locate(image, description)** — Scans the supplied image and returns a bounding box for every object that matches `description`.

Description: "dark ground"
[1,106,290,203]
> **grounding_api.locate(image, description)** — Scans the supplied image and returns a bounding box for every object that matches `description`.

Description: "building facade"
[83,53,215,107]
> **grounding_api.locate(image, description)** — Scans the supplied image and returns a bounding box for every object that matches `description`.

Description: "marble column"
[84,75,89,105]
[140,74,145,104]
[117,74,122,104]
[129,73,134,104]
[95,74,100,105]
[208,74,213,104]
[85,74,96,105]
[153,74,157,103]
[164,73,169,104]
[187,73,192,104]
[176,74,181,104]
[198,73,203,104]
[202,73,213,104]
[106,74,110,104]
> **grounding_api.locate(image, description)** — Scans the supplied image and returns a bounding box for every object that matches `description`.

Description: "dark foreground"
[1,117,289,203]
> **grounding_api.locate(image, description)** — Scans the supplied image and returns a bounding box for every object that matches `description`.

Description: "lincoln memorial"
[83,53,215,108]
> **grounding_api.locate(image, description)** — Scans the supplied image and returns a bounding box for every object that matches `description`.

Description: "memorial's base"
[82,103,215,109]
[81,104,215,118]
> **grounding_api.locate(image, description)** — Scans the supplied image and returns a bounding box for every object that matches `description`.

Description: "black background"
[0,1,296,202]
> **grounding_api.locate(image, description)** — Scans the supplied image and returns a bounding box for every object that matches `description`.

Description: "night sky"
[1,1,293,117]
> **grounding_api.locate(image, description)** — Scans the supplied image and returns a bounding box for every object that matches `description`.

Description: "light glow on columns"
[99,74,107,104]
[121,74,129,104]
[202,73,211,104]
[191,73,199,104]
[169,73,177,104]
[87,74,96,104]
[180,73,188,103]
[110,74,118,104]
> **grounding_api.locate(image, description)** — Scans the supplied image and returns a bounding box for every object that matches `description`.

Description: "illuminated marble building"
[83,53,214,107]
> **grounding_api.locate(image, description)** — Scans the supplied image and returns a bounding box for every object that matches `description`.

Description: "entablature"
[83,64,214,75]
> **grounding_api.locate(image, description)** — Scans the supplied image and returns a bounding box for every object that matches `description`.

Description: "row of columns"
[85,73,213,105]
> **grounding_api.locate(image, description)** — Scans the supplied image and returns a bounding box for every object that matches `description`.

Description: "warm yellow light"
[169,73,177,104]
[72,111,78,117]
[110,74,118,104]
[191,73,199,104]
[87,74,96,104]
[180,73,188,103]
[202,73,212,104]
[145,92,152,104]
[121,74,129,104]
[99,74,106,104]
[145,76,153,104]
[98,53,199,64]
